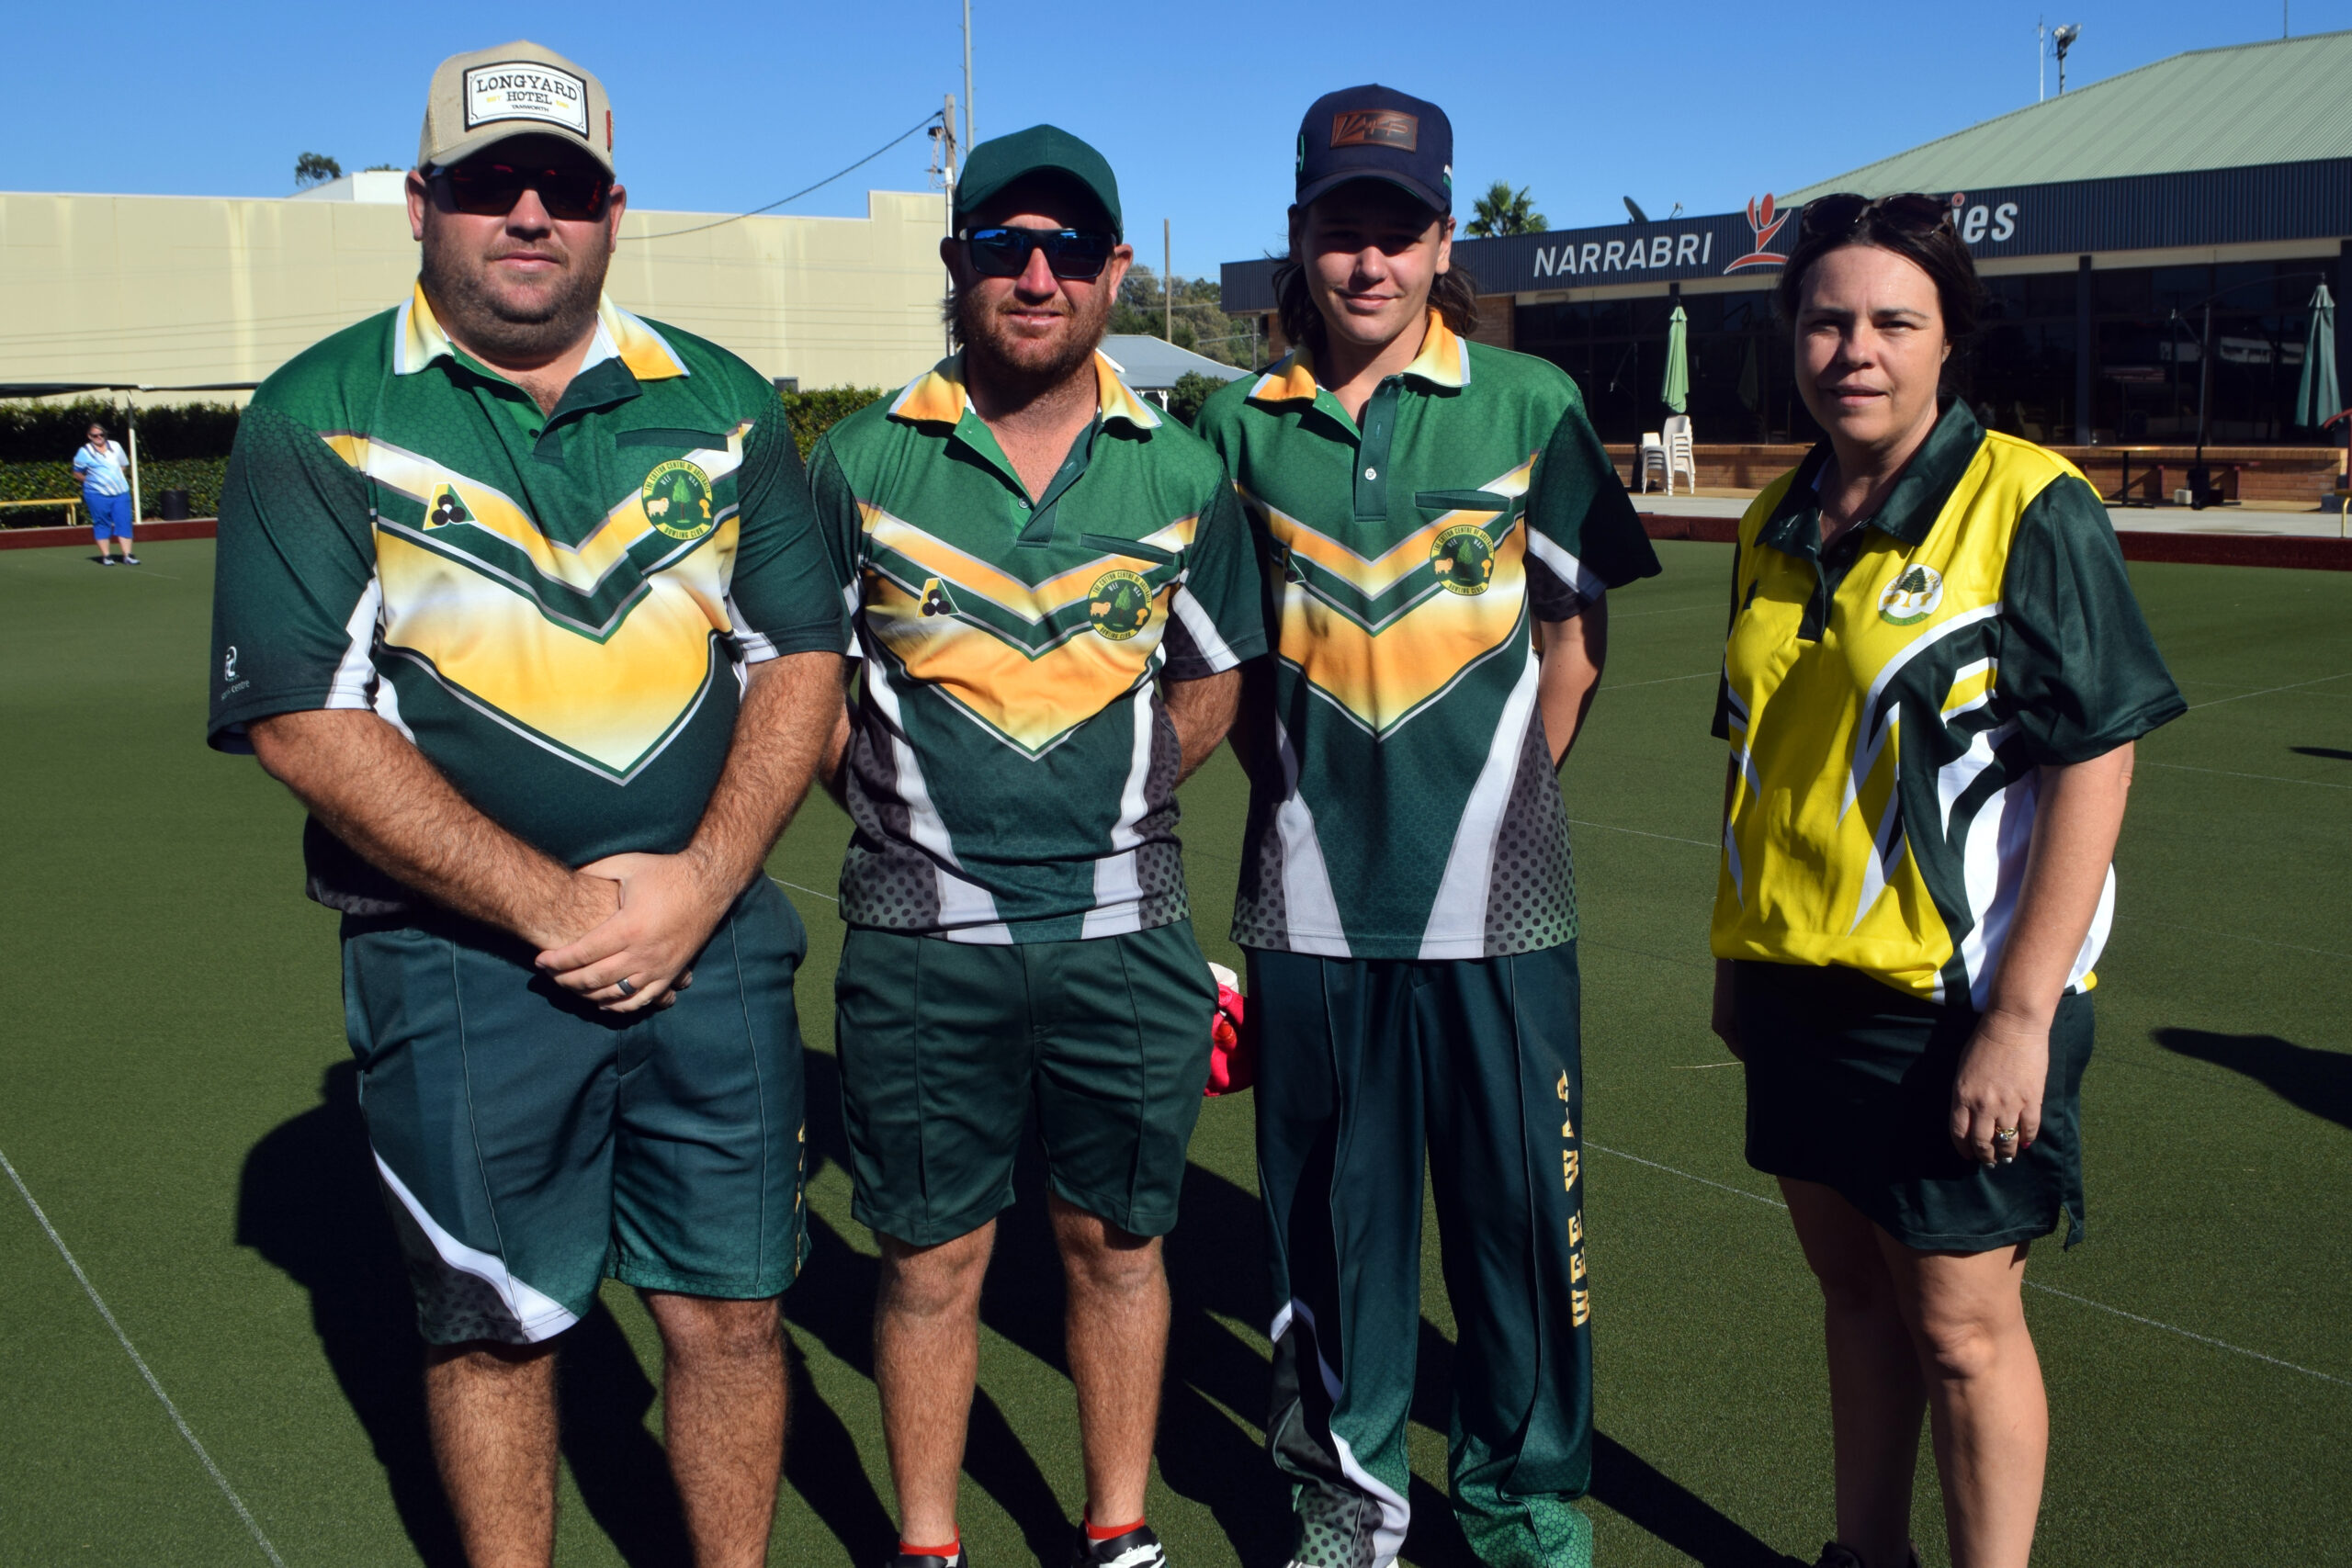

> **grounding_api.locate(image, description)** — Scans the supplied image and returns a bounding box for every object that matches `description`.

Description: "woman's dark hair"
[1775,192,1980,347]
[1272,196,1478,359]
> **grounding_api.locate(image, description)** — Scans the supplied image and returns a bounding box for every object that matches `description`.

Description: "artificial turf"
[0,536,2345,1566]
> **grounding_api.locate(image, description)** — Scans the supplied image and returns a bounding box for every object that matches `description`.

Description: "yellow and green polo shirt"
[808,351,1266,943]
[1712,399,2185,1005]
[208,284,846,914]
[1194,313,1660,960]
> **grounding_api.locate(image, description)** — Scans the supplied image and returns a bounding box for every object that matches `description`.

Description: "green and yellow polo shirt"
[208,285,845,914]
[1194,313,1660,961]
[1712,399,2186,1005]
[808,352,1266,944]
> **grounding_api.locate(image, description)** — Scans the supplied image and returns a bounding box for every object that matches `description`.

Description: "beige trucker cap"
[417,41,614,175]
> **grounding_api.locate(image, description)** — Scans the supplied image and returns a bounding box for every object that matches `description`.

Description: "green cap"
[954,124,1123,238]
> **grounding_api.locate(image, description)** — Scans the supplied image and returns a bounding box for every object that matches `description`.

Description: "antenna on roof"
[1623,196,1650,224]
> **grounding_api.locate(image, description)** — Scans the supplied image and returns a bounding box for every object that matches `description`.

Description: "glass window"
[2094,268,2153,315]
[2023,271,2079,317]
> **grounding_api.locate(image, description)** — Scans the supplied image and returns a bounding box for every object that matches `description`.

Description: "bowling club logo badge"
[641,460,715,541]
[1088,570,1153,640]
[1878,563,1945,626]
[1430,524,1497,595]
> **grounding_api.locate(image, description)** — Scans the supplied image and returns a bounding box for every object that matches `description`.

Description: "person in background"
[1709,193,2186,1568]
[75,422,136,564]
[1194,85,1658,1568]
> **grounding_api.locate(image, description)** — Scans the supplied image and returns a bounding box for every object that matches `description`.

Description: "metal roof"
[1099,334,1250,390]
[1786,29,2352,201]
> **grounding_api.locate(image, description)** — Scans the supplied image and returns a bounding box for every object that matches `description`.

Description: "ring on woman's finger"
[616,976,638,998]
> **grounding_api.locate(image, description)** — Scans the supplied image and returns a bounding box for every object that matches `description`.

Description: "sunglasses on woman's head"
[1797,192,1951,242]
[962,226,1116,281]
[432,157,612,222]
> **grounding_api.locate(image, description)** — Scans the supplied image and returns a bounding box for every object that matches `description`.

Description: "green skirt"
[1736,960,2093,1251]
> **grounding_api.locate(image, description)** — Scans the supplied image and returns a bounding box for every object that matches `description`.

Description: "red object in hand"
[1204,963,1255,1096]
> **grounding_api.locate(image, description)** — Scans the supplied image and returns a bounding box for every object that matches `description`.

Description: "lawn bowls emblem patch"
[642,459,715,541]
[1088,570,1153,640]
[424,483,472,530]
[1431,524,1497,594]
[1878,563,1945,626]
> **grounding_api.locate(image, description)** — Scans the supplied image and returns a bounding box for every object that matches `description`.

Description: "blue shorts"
[87,491,133,539]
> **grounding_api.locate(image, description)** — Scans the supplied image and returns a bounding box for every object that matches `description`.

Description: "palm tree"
[1465,180,1547,238]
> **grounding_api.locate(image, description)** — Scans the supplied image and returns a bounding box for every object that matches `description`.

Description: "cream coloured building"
[0,173,952,399]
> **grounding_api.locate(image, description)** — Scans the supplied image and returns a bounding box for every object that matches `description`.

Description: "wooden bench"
[0,498,82,529]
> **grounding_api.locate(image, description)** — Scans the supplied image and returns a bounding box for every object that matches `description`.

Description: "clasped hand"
[537,851,731,1013]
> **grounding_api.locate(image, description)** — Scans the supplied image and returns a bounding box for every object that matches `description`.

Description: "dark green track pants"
[1250,942,1593,1568]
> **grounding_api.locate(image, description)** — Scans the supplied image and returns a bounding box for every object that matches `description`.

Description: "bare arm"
[1163,667,1242,784]
[538,649,844,1009]
[1950,742,2137,1163]
[1711,754,1742,1060]
[1536,597,1608,768]
[817,662,856,807]
[247,707,618,951]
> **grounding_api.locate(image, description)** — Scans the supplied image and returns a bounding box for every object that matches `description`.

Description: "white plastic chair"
[1637,433,1666,494]
[1661,414,1697,495]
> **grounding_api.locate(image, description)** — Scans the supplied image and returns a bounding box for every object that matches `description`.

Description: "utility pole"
[961,0,975,152]
[940,93,958,355]
[1164,219,1173,343]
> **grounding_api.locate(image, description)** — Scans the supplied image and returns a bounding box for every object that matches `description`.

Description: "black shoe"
[884,1550,967,1568]
[1814,1546,1923,1568]
[1073,1525,1166,1568]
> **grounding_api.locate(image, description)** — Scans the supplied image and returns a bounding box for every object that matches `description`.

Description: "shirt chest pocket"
[1079,532,1179,568]
[1415,490,1517,520]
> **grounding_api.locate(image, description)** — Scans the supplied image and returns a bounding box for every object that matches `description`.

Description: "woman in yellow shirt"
[1710,195,2184,1568]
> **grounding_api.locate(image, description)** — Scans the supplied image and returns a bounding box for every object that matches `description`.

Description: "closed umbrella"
[2294,281,2339,430]
[1662,303,1690,414]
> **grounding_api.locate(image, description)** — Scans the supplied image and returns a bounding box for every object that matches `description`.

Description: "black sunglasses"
[1798,192,1951,242]
[962,226,1116,281]
[433,157,612,222]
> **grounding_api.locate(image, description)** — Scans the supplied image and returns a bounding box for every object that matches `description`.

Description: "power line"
[634,113,944,241]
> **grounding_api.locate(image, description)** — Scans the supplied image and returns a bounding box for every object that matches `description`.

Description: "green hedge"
[779,387,888,457]
[0,399,242,462]
[0,387,890,526]
[0,458,228,526]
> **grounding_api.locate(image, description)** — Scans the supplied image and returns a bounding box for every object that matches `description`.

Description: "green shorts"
[343,876,811,1345]
[832,920,1216,1247]
[1736,959,2094,1250]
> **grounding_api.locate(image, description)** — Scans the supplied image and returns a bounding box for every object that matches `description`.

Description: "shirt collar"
[392,283,690,383]
[1758,398,1987,556]
[1245,309,1471,407]
[886,350,1164,433]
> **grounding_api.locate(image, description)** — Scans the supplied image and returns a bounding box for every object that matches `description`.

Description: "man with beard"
[208,41,843,1568]
[804,127,1265,1568]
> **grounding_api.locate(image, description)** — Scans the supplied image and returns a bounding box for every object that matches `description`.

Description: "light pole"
[2053,23,2080,94]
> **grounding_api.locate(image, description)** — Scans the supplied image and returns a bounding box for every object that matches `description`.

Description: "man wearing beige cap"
[209,41,844,1566]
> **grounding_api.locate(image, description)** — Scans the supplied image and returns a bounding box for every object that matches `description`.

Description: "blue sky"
[5,1,2338,278]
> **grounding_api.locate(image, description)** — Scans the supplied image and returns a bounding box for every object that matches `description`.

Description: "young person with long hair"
[1195,85,1657,1568]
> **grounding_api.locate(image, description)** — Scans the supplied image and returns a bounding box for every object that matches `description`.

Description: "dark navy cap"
[1294,85,1452,214]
